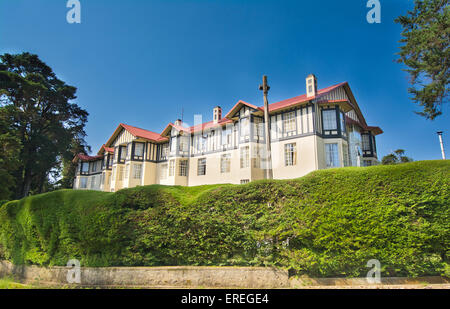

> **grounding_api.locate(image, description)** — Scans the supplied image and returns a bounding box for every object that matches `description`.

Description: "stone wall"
[0,261,448,288]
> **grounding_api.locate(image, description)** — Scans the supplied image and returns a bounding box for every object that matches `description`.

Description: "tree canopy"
[381,149,414,165]
[0,52,89,199]
[395,0,449,119]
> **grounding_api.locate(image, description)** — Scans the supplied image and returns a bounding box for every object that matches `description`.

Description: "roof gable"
[104,123,168,148]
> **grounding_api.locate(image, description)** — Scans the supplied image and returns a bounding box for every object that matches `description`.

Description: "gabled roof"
[224,100,261,119]
[97,144,115,156]
[267,82,347,113]
[104,123,168,148]
[161,122,192,137]
[72,153,103,163]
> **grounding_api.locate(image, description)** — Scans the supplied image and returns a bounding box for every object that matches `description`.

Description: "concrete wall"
[0,261,288,288]
[1,261,447,288]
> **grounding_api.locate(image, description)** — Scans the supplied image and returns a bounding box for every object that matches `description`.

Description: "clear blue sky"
[1,0,448,160]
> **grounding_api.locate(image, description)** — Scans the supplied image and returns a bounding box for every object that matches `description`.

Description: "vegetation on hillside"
[0,161,448,278]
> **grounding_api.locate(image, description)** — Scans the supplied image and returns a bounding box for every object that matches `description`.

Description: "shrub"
[0,160,448,277]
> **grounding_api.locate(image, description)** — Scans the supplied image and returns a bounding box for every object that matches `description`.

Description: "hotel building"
[73,74,382,191]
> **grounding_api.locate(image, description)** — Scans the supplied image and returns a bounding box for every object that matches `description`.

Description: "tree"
[395,0,449,119]
[0,107,21,200]
[381,149,414,165]
[0,52,89,198]
[58,137,91,189]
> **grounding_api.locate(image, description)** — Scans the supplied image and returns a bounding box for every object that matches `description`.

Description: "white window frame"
[284,143,297,166]
[325,143,340,168]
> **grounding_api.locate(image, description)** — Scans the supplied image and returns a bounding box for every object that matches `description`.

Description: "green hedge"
[0,160,448,277]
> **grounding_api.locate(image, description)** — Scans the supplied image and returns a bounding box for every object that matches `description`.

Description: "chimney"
[213,106,222,124]
[306,74,317,98]
[174,119,182,126]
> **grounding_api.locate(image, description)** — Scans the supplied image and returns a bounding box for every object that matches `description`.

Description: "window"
[253,145,261,168]
[124,164,129,180]
[197,158,206,175]
[119,146,127,161]
[240,146,249,168]
[81,162,89,174]
[170,136,177,153]
[127,144,132,160]
[253,117,264,138]
[284,143,297,166]
[80,177,87,189]
[169,160,175,176]
[134,143,144,159]
[322,109,337,131]
[240,118,250,139]
[179,160,188,176]
[362,134,371,151]
[340,112,346,133]
[283,111,296,133]
[325,143,340,168]
[118,166,124,181]
[179,136,189,152]
[133,164,142,179]
[363,160,372,167]
[161,143,169,159]
[221,154,231,173]
[240,179,250,184]
[160,163,168,179]
[211,130,216,151]
[91,161,97,173]
[222,127,232,146]
[343,145,349,167]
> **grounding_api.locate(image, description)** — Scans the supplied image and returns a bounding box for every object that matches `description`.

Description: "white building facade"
[73,75,382,191]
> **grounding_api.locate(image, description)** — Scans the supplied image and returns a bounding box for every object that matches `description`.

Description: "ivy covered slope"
[0,160,448,278]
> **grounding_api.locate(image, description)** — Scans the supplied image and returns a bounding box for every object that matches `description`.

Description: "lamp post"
[437,131,446,160]
[259,75,273,179]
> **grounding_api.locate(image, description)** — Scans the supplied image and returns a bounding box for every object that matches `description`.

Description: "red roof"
[120,123,168,142]
[189,118,233,133]
[73,153,103,163]
[267,82,347,112]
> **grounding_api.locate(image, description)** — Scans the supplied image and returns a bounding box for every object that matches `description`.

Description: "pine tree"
[395,0,449,119]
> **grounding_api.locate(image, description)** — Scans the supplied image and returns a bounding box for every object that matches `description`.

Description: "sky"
[0,0,448,161]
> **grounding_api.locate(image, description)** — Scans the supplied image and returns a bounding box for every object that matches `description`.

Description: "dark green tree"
[0,52,89,198]
[58,137,91,189]
[381,149,414,165]
[395,0,449,119]
[0,106,21,200]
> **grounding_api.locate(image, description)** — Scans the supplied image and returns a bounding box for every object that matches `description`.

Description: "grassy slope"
[0,160,448,277]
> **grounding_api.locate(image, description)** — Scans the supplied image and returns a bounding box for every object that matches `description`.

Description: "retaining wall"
[0,261,448,288]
